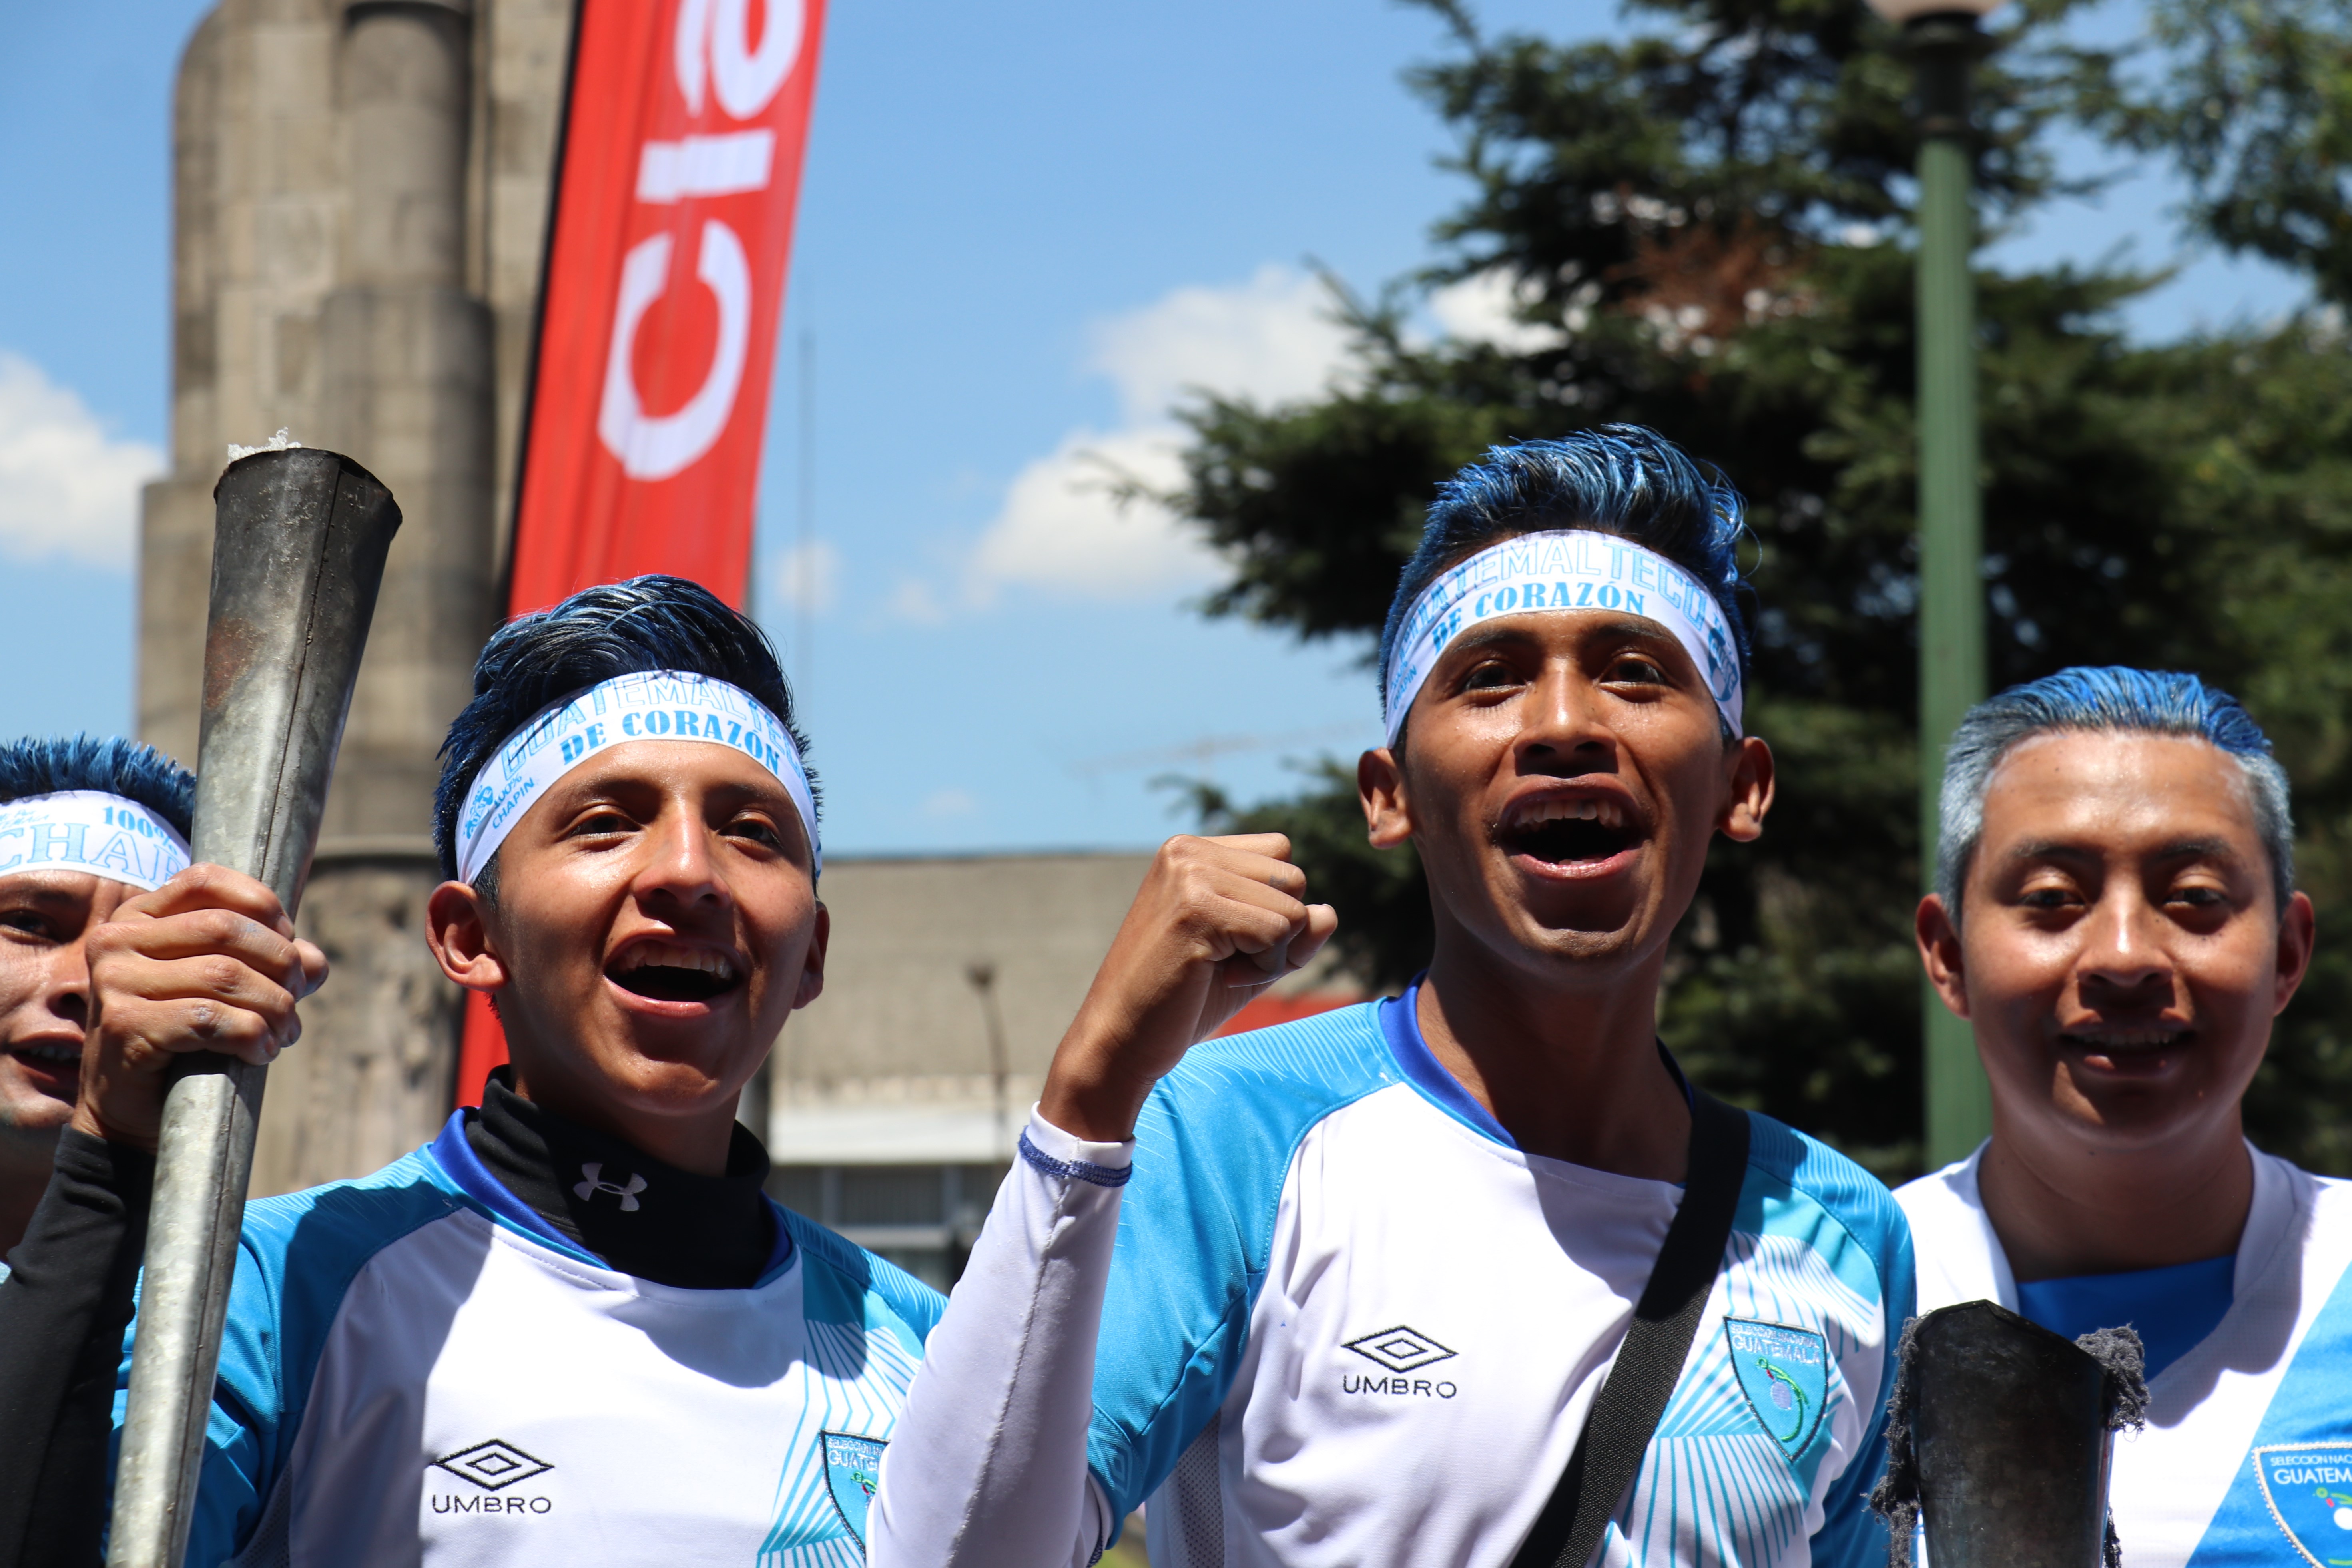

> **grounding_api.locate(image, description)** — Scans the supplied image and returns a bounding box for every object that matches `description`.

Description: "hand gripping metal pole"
[106,448,400,1568]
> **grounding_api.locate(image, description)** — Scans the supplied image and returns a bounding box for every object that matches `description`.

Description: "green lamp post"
[1868,0,2001,1168]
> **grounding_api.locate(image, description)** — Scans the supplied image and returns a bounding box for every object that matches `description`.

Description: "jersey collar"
[1374,979,1700,1155]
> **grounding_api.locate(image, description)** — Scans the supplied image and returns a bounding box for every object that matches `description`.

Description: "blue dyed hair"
[432,576,813,885]
[1378,426,1754,738]
[1937,667,2294,918]
[0,735,195,837]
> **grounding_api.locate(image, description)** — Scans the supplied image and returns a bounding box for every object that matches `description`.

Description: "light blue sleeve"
[1759,1122,1913,1568]
[1084,1006,1396,1518]
[779,1205,948,1355]
[106,1153,462,1566]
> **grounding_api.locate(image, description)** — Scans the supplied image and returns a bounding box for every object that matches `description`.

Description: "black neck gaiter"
[465,1068,778,1289]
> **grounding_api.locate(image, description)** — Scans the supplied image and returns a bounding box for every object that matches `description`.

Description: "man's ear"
[792,901,830,1011]
[2276,889,2318,1016]
[425,880,509,995]
[1718,735,1775,843]
[1916,893,1970,1020]
[1359,747,1413,849]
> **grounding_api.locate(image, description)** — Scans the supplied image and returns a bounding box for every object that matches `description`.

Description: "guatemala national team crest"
[822,1432,887,1547]
[2253,1443,2352,1566]
[1724,1319,1829,1456]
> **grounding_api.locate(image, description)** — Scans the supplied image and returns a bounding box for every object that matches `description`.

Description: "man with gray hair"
[1898,666,2340,1564]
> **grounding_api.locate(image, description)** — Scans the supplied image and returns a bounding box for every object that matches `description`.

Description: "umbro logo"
[1344,1325,1457,1373]
[433,1439,554,1492]
[575,1162,646,1211]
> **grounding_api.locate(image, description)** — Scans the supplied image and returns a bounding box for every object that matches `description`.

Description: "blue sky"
[0,0,2309,855]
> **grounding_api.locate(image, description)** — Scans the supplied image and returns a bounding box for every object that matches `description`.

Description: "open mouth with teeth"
[1498,795,1640,869]
[2061,1027,2191,1064]
[606,942,743,1004]
[7,1043,81,1091]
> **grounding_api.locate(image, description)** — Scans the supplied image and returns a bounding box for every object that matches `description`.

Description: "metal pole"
[108,448,400,1568]
[1910,15,1993,1168]
[799,327,816,693]
[966,962,1011,1157]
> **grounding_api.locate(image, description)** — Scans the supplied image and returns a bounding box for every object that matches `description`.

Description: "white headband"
[454,671,819,885]
[0,790,192,892]
[1382,530,1744,745]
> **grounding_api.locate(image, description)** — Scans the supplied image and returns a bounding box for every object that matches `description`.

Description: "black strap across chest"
[1507,1089,1752,1568]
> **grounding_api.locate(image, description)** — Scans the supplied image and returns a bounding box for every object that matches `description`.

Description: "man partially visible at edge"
[0,736,194,1265]
[871,426,1916,1568]
[1898,667,2332,1564]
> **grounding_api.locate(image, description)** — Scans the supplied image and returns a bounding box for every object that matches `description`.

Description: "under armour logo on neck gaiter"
[574,1162,647,1211]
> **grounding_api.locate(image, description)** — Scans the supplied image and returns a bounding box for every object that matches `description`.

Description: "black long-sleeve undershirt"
[0,1131,155,1568]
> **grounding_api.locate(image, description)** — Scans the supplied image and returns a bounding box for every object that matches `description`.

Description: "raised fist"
[1040,834,1337,1143]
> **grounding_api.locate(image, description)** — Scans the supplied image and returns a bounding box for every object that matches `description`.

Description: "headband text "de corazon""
[1381,530,1744,745]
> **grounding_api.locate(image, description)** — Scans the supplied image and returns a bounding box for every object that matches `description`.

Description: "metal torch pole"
[106,449,400,1568]
[1911,14,1993,1167]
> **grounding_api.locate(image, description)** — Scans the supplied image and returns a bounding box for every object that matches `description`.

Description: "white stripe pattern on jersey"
[760,1319,925,1566]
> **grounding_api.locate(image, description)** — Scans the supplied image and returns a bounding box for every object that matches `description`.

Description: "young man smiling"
[0,577,940,1567]
[1898,668,2342,1564]
[871,429,1913,1568]
[0,737,194,1264]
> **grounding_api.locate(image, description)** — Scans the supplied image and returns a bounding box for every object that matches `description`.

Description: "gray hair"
[1936,667,2294,923]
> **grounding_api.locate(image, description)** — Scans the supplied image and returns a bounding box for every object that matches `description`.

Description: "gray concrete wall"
[767,851,1153,1164]
[764,849,1362,1167]
[780,853,1156,1084]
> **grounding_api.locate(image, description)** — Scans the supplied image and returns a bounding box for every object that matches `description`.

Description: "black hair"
[432,576,814,885]
[0,735,196,836]
[1378,426,1756,739]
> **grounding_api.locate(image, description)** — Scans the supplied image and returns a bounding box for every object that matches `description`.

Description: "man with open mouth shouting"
[0,737,194,1267]
[870,428,1913,1568]
[1898,669,2342,1565]
[0,576,940,1567]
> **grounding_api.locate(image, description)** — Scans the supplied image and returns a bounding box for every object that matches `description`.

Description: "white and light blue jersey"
[1900,1144,2352,1568]
[875,996,1912,1568]
[117,1116,943,1567]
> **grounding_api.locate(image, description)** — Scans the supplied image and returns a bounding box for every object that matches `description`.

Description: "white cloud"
[769,538,839,614]
[0,352,164,569]
[1087,263,1357,424]
[1427,269,1569,354]
[922,787,977,819]
[959,266,1356,606]
[968,426,1214,598]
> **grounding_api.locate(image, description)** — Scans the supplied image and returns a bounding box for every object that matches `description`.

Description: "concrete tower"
[139,0,573,1193]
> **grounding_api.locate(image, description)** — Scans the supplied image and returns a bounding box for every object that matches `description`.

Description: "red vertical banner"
[460,0,825,1105]
[513,0,825,612]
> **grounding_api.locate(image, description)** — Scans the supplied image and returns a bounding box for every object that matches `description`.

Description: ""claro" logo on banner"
[596,0,807,481]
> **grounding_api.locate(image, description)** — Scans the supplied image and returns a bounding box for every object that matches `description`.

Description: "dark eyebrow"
[2154,837,2242,862]
[1446,617,1680,658]
[0,879,92,904]
[2007,840,2093,863]
[2007,836,2243,863]
[1593,618,1680,648]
